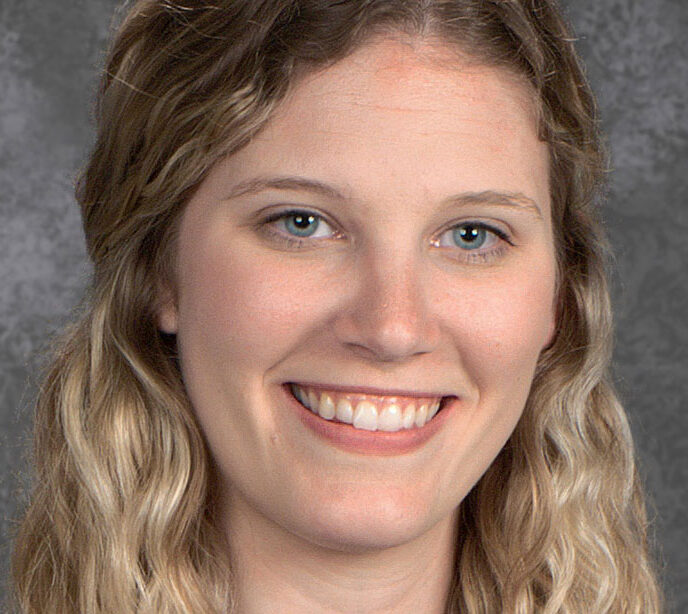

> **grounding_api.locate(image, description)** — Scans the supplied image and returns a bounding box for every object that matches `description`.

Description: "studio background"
[1,0,686,610]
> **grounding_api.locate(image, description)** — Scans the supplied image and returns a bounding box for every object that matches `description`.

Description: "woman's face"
[159,37,556,552]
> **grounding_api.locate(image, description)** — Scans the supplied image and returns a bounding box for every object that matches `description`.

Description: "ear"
[543,311,557,350]
[542,286,560,351]
[156,283,179,334]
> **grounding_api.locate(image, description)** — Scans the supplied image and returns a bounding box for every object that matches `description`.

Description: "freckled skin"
[159,36,556,614]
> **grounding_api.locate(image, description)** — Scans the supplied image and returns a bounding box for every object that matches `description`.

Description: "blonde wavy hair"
[11,0,664,612]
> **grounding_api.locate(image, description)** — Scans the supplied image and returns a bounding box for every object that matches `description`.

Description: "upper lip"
[287,381,453,399]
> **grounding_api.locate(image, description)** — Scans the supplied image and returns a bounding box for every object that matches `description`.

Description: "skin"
[159,36,556,614]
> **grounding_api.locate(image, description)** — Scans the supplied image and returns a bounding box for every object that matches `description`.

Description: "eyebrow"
[444,190,543,220]
[223,175,543,219]
[224,175,347,201]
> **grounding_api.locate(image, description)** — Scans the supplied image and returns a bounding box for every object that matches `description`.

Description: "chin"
[288,496,439,554]
[301,523,424,555]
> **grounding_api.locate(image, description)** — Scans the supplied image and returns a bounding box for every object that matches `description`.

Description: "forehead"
[276,35,538,139]
[203,35,549,217]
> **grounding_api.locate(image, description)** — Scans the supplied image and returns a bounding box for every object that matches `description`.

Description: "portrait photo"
[1,1,686,612]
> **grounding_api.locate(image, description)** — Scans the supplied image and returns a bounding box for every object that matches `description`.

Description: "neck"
[223,494,459,614]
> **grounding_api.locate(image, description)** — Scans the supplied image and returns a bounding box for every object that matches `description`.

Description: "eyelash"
[257,208,512,263]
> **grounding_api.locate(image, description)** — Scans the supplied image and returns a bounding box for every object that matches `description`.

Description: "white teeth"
[335,398,354,423]
[415,404,428,428]
[293,384,306,406]
[378,403,402,432]
[353,401,378,431]
[402,403,416,429]
[318,393,336,420]
[307,390,319,414]
[427,399,441,420]
[291,384,443,431]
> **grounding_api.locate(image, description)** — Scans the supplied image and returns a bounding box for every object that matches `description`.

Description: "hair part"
[11,1,663,612]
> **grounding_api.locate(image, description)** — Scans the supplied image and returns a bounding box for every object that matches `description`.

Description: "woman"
[11,0,664,612]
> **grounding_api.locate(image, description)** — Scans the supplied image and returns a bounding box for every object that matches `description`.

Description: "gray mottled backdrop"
[1,0,686,610]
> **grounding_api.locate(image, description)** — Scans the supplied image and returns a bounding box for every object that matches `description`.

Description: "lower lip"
[282,384,456,456]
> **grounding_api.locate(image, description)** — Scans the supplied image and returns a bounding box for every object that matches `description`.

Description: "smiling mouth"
[287,383,452,432]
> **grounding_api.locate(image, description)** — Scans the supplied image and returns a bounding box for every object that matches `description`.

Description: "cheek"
[447,263,555,394]
[177,246,311,369]
[174,243,314,467]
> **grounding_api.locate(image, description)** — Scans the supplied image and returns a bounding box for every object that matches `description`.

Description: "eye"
[278,211,329,238]
[258,209,511,262]
[434,222,508,251]
[258,208,339,246]
[430,221,512,264]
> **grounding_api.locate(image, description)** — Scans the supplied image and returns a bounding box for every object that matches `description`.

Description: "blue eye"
[259,209,337,247]
[435,222,505,253]
[283,211,320,237]
[259,209,510,262]
[451,224,495,250]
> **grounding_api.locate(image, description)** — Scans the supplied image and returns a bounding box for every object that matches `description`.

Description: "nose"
[332,246,439,363]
